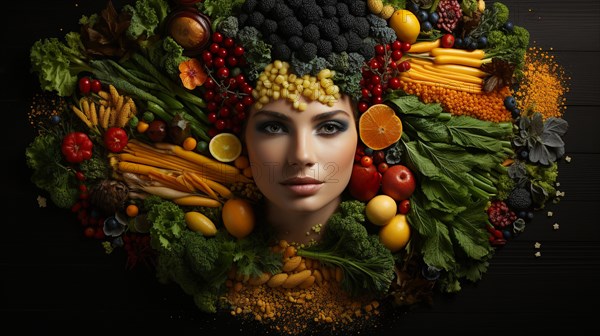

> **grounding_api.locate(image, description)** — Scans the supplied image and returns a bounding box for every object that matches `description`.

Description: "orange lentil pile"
[399,81,512,122]
[221,240,385,335]
[514,47,570,119]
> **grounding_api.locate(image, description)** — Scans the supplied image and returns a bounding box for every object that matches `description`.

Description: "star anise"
[481,58,517,92]
[80,0,135,59]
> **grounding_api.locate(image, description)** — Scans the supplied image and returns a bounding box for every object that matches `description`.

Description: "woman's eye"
[258,122,286,134]
[317,121,347,135]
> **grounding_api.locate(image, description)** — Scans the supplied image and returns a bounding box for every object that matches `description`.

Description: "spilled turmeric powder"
[514,47,570,119]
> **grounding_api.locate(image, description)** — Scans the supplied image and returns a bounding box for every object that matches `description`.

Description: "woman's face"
[244,95,357,213]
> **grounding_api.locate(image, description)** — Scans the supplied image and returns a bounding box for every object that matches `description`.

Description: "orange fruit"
[208,132,242,162]
[388,9,421,44]
[359,104,403,150]
[182,136,197,151]
[222,198,255,239]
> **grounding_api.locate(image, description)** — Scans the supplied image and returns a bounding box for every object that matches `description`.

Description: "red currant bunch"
[200,31,254,136]
[357,40,411,113]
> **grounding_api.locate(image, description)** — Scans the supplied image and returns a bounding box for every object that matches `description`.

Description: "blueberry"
[364,147,374,155]
[519,150,529,160]
[468,41,478,50]
[463,36,473,47]
[421,21,433,32]
[50,115,61,124]
[511,108,521,119]
[502,230,512,240]
[417,10,429,23]
[504,96,516,110]
[407,2,420,13]
[428,12,439,24]
[503,21,514,33]
[477,36,488,48]
[517,210,528,219]
[454,37,464,48]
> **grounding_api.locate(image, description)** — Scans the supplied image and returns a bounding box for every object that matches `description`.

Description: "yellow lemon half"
[388,9,421,44]
[208,133,242,162]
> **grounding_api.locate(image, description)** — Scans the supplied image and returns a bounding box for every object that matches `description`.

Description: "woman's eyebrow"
[312,110,350,122]
[253,110,291,121]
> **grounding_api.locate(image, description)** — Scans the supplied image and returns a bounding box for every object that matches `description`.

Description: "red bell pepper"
[103,127,129,153]
[61,132,93,163]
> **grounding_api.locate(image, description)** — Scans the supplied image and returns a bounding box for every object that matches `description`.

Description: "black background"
[1,0,599,334]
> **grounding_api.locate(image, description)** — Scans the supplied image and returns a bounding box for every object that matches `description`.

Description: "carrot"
[399,76,482,94]
[429,47,486,59]
[425,63,489,78]
[406,57,434,66]
[432,55,492,68]
[400,70,482,91]
[408,39,440,53]
[186,172,220,199]
[409,64,483,85]
[172,195,221,207]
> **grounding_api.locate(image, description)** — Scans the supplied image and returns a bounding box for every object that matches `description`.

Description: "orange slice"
[358,104,403,150]
[208,133,242,162]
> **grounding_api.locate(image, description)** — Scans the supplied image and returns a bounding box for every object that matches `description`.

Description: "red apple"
[348,163,382,202]
[381,164,416,201]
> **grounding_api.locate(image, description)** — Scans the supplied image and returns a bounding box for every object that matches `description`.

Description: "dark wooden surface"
[1,0,599,334]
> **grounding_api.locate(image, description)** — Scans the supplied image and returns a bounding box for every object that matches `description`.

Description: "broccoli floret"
[278,16,303,37]
[339,14,356,30]
[331,35,348,52]
[316,39,333,57]
[295,42,318,62]
[237,12,248,26]
[286,0,303,8]
[320,0,338,6]
[241,0,258,12]
[486,26,529,68]
[302,24,321,43]
[366,13,386,28]
[50,174,79,209]
[347,0,367,16]
[146,196,186,252]
[267,33,284,47]
[512,26,530,47]
[322,5,337,18]
[271,3,294,20]
[261,18,279,37]
[246,11,265,28]
[235,26,272,80]
[296,200,395,296]
[370,26,397,44]
[319,18,341,41]
[257,0,276,13]
[461,0,478,17]
[290,54,330,76]
[148,36,189,80]
[287,35,304,50]
[343,31,362,52]
[217,16,239,38]
[298,2,323,22]
[352,16,370,39]
[79,155,110,181]
[506,187,533,211]
[358,37,377,59]
[492,2,510,28]
[272,43,292,61]
[336,2,349,16]
[495,173,516,201]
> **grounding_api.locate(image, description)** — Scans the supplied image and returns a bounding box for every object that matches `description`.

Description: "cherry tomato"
[398,61,411,72]
[400,42,411,52]
[441,34,455,48]
[360,155,373,167]
[91,79,102,93]
[398,199,411,214]
[78,77,91,95]
[377,162,389,174]
[75,171,86,181]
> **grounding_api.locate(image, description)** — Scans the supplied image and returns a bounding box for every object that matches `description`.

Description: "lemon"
[379,214,411,252]
[388,9,420,44]
[365,194,398,226]
[208,133,242,162]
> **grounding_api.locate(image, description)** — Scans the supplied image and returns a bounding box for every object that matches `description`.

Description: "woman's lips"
[281,177,324,196]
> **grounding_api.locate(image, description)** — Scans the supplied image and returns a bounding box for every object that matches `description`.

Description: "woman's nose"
[288,129,317,167]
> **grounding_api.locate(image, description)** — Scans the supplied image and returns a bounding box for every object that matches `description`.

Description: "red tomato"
[360,155,373,167]
[78,77,91,95]
[91,79,102,93]
[61,132,93,163]
[441,34,455,48]
[103,127,129,153]
[398,199,411,214]
[377,162,389,174]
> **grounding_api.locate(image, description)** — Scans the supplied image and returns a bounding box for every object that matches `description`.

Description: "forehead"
[249,96,355,122]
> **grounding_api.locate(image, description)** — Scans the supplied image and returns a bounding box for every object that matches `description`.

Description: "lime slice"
[208,133,242,163]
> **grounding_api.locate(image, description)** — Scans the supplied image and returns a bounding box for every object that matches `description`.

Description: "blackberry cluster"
[238,0,394,63]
